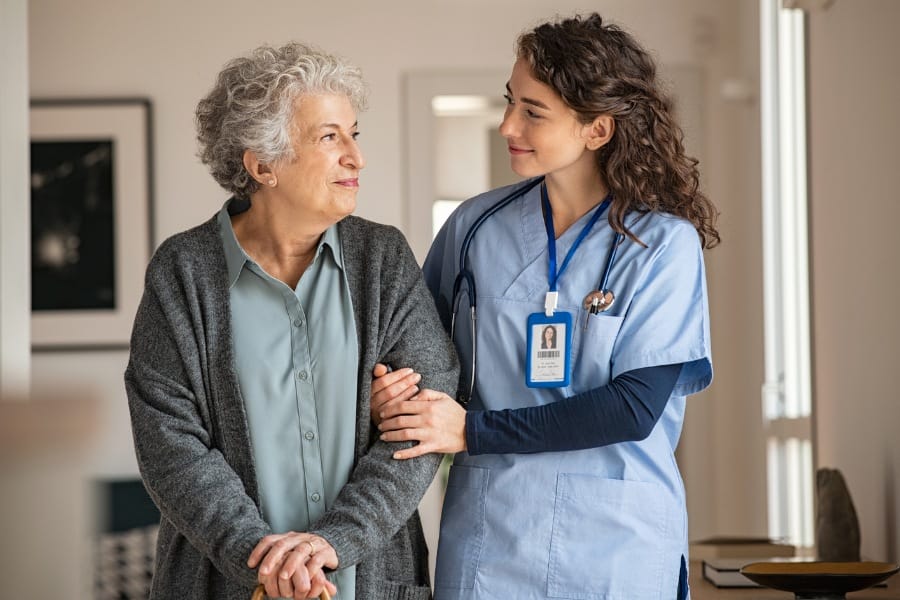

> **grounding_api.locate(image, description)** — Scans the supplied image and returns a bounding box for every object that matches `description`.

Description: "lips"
[334,178,359,188]
[508,145,533,155]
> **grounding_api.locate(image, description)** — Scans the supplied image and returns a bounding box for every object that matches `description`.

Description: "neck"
[544,168,608,238]
[232,192,325,287]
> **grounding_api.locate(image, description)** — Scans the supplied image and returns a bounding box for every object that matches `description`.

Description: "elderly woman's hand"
[248,532,338,599]
[377,389,467,459]
[370,364,421,426]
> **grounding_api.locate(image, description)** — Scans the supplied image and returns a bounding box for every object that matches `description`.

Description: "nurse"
[373,13,719,600]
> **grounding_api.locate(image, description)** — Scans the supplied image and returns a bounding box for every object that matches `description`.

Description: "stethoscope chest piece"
[583,290,615,314]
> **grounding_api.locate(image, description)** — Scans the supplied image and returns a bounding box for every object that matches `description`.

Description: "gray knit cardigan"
[125,212,459,600]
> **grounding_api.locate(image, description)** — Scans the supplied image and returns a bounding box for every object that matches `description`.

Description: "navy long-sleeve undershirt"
[465,362,683,455]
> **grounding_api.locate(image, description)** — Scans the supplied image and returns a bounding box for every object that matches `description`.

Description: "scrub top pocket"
[547,473,670,599]
[435,465,490,591]
[572,314,624,391]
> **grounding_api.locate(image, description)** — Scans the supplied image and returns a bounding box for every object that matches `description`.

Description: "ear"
[584,115,615,151]
[242,149,277,187]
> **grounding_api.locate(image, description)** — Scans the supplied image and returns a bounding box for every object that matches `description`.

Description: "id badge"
[526,311,572,388]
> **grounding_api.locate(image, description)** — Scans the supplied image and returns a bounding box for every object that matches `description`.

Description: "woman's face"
[544,327,554,343]
[271,93,365,227]
[499,58,597,180]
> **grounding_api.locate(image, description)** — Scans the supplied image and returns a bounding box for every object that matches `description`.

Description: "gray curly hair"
[195,42,368,199]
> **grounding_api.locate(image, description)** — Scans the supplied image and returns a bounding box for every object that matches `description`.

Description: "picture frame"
[29,98,154,351]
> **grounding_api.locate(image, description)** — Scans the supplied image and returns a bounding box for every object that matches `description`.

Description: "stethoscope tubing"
[453,177,545,311]
[599,232,625,293]
[450,177,543,402]
[450,176,622,402]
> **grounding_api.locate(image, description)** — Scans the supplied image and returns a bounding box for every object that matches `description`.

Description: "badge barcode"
[537,350,560,358]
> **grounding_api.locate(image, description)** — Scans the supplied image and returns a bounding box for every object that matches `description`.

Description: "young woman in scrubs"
[372,13,719,600]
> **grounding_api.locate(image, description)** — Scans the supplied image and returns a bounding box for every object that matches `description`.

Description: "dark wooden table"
[689,561,900,599]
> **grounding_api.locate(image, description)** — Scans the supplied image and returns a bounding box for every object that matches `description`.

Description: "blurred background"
[1,0,898,597]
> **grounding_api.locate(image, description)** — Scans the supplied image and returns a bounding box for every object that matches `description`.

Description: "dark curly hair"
[518,13,720,248]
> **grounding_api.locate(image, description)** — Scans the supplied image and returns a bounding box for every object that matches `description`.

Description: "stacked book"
[690,536,797,588]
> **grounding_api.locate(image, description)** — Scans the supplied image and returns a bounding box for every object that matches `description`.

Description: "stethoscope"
[450,176,626,403]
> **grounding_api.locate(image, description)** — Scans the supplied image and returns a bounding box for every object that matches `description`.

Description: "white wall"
[435,115,491,200]
[677,0,768,541]
[807,0,900,562]
[8,0,773,596]
[0,0,31,396]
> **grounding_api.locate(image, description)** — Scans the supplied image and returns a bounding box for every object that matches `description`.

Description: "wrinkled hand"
[370,363,421,426]
[247,532,338,599]
[377,389,467,459]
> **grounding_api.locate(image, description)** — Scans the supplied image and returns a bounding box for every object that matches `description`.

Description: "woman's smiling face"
[272,93,365,227]
[498,58,597,180]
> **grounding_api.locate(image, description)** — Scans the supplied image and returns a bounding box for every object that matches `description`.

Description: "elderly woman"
[125,42,457,600]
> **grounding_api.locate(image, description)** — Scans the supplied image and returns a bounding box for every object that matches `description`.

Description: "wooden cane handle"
[252,583,331,600]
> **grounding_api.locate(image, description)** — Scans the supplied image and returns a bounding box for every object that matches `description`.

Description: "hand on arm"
[377,388,467,459]
[370,363,421,426]
[247,533,338,600]
[375,363,683,457]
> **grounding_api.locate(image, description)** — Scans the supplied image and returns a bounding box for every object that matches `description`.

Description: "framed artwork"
[29,98,154,351]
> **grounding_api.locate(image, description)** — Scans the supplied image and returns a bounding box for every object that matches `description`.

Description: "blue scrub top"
[423,179,712,600]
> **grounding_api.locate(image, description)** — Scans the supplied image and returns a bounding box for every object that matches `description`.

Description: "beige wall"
[679,0,768,541]
[0,0,30,396]
[2,0,781,596]
[807,0,900,562]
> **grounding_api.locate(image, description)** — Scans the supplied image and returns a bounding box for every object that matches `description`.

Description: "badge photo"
[526,311,571,388]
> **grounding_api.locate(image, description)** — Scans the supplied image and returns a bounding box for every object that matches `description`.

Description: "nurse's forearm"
[464,362,682,455]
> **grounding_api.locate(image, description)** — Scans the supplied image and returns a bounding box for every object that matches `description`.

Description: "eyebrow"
[318,120,359,130]
[506,82,550,110]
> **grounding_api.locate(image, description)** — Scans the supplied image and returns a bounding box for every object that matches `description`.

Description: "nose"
[498,105,517,139]
[342,136,366,170]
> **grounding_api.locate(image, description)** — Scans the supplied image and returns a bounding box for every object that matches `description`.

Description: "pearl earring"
[268,179,276,186]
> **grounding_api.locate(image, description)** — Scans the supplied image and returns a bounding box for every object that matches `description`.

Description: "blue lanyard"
[541,182,613,295]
